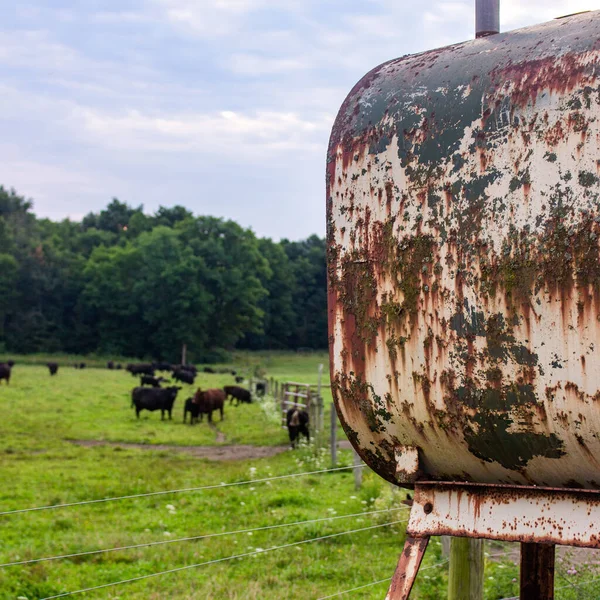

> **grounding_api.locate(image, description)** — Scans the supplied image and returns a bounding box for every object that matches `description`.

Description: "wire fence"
[317,549,523,599]
[0,464,365,517]
[499,572,600,600]
[40,520,407,599]
[315,559,451,599]
[0,506,409,569]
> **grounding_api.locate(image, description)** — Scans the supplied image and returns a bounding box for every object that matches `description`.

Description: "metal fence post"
[520,542,555,600]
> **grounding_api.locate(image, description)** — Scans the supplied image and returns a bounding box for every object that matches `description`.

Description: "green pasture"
[0,356,597,599]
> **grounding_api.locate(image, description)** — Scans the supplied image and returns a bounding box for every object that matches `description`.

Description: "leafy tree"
[0,253,17,339]
[132,227,212,360]
[178,217,269,350]
[241,238,295,349]
[0,188,329,356]
[82,198,143,233]
[82,244,145,355]
[282,235,328,349]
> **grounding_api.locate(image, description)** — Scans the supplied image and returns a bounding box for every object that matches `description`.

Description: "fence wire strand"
[0,464,365,517]
[316,548,519,599]
[40,519,406,599]
[315,559,450,599]
[0,506,409,568]
[499,572,600,599]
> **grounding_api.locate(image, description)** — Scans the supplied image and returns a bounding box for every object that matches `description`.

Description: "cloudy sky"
[0,1,597,239]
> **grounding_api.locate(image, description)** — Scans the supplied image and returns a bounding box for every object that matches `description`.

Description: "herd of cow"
[0,359,308,447]
[111,361,256,425]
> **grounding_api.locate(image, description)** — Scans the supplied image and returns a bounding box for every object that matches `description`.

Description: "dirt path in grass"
[208,422,227,443]
[70,439,353,461]
[70,439,289,461]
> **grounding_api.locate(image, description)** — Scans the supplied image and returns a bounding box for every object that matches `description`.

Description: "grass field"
[0,354,598,599]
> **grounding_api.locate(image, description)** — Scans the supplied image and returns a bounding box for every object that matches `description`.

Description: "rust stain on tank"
[327,12,600,489]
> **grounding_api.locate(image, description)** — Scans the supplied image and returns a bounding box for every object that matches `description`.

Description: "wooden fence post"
[181,343,187,365]
[280,383,286,424]
[330,403,337,467]
[317,363,323,397]
[448,538,484,600]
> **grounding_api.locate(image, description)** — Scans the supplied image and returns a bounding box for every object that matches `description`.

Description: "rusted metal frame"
[408,482,600,548]
[521,542,555,600]
[385,536,430,600]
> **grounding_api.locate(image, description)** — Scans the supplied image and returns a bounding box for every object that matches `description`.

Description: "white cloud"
[90,11,155,24]
[0,152,100,216]
[154,0,307,37]
[227,53,308,76]
[500,1,599,29]
[155,0,264,36]
[0,30,81,70]
[2,0,598,239]
[423,1,472,26]
[75,106,331,157]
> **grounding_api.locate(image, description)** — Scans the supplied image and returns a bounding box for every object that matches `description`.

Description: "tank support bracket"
[385,481,600,598]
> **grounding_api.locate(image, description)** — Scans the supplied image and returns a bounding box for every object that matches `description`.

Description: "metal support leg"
[520,543,555,600]
[385,536,430,600]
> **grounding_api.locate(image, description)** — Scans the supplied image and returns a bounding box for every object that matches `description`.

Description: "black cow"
[140,375,167,387]
[153,361,172,372]
[107,361,114,370]
[116,363,123,370]
[203,366,216,374]
[131,386,180,420]
[172,369,195,385]
[0,363,11,385]
[47,362,59,376]
[286,407,310,448]
[6,360,14,367]
[256,381,266,396]
[127,363,155,376]
[183,397,200,424]
[234,375,244,384]
[172,364,196,374]
[224,385,252,406]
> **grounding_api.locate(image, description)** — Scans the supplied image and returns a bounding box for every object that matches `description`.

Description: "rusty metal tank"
[327,11,600,490]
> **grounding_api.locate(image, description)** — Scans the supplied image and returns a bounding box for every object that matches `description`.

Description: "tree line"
[0,187,327,361]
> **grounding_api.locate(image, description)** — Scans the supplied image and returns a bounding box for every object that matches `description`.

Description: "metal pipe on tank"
[476,0,499,37]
